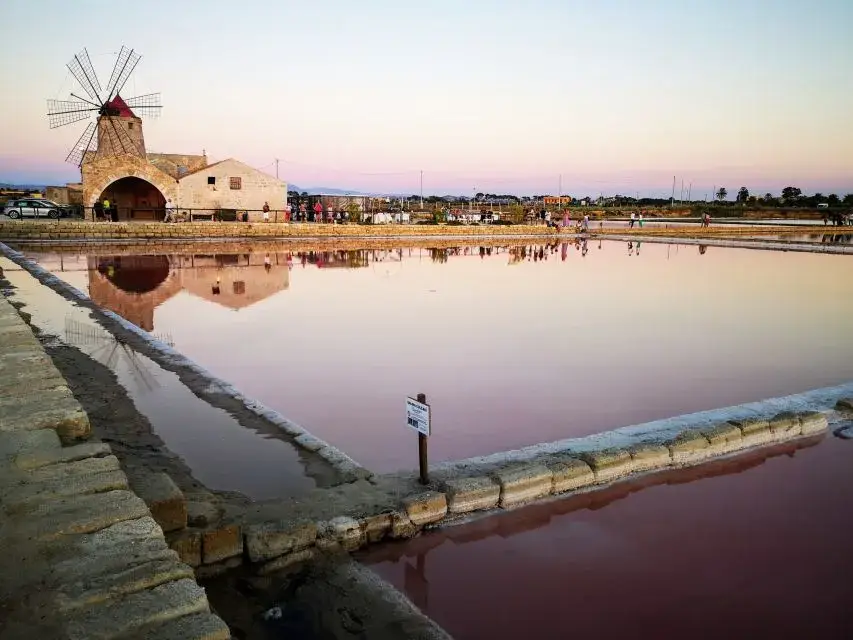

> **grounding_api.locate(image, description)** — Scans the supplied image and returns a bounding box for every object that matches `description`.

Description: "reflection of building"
[174,254,290,310]
[86,253,291,330]
[87,256,182,331]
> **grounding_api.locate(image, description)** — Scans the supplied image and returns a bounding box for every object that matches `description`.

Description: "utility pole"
[275,158,279,179]
[420,170,423,210]
[670,176,676,208]
[687,182,692,203]
[680,179,684,205]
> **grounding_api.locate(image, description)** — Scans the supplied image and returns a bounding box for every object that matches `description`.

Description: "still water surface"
[30,240,853,472]
[365,433,853,639]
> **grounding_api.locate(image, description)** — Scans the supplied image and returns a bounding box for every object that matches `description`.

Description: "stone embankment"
[0,219,836,243]
[222,403,850,577]
[0,295,230,639]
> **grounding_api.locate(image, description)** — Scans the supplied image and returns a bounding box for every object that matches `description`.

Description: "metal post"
[418,392,429,485]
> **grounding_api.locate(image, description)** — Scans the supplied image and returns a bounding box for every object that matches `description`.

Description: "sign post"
[406,393,431,484]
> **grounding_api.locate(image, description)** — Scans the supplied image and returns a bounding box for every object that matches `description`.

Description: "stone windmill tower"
[46,47,162,166]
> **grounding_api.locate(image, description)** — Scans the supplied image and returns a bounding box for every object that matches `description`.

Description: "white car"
[2,198,67,219]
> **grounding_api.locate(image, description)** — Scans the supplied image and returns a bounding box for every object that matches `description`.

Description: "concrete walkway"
[0,294,230,639]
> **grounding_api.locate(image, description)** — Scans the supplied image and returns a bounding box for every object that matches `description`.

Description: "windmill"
[46,47,162,167]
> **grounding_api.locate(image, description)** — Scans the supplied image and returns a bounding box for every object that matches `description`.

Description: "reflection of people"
[699,244,707,255]
[212,277,221,295]
[264,254,271,272]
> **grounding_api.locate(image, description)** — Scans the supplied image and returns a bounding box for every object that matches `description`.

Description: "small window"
[229,177,242,190]
[128,122,134,130]
[207,177,216,185]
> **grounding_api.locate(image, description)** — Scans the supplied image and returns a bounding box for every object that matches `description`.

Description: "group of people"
[93,198,119,222]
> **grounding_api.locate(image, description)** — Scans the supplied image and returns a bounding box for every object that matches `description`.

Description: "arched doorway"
[99,177,167,221]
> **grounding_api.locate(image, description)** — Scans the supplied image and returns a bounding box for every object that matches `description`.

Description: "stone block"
[202,524,243,564]
[0,370,69,398]
[133,472,187,532]
[14,441,112,470]
[626,444,672,472]
[836,398,853,412]
[360,513,393,543]
[580,449,635,482]
[123,612,231,640]
[493,464,553,507]
[667,430,711,464]
[64,578,209,640]
[186,500,222,528]
[56,557,195,612]
[244,521,317,563]
[0,428,60,460]
[700,423,744,454]
[0,399,90,441]
[549,458,596,492]
[799,411,829,435]
[389,510,418,539]
[25,454,121,483]
[403,491,448,525]
[259,548,316,576]
[325,516,364,551]
[195,556,243,580]
[729,418,772,448]
[768,412,802,440]
[444,477,500,514]
[15,490,149,542]
[2,470,129,512]
[169,531,203,568]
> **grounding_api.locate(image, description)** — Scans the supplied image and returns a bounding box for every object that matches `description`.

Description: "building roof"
[106,95,136,118]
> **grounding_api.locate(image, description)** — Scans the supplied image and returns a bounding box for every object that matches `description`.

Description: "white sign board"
[406,397,431,437]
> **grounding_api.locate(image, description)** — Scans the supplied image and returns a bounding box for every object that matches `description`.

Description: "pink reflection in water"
[34,242,853,473]
[366,435,853,640]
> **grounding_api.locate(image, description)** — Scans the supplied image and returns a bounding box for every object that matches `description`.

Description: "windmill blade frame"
[66,121,97,166]
[123,93,162,117]
[104,46,141,103]
[46,99,99,129]
[66,48,103,104]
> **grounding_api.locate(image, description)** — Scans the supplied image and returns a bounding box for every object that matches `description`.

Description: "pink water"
[30,241,853,472]
[366,433,853,639]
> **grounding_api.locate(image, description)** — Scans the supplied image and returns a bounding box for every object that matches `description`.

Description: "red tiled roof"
[106,95,136,118]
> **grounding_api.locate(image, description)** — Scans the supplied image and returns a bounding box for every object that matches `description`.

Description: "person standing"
[638,213,644,228]
[262,202,270,222]
[629,212,636,229]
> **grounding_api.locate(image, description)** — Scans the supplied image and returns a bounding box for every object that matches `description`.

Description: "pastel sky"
[1,0,852,197]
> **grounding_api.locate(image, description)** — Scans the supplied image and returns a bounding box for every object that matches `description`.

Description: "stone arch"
[82,155,178,218]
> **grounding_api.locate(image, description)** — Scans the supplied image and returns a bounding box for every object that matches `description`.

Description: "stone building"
[177,158,287,220]
[50,96,286,221]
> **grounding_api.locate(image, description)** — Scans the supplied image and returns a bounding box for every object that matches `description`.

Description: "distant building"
[543,196,573,205]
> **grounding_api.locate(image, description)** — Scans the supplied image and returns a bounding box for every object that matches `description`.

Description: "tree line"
[716,186,852,207]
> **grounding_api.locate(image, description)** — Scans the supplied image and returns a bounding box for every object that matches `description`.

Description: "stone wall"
[81,155,179,210]
[177,159,286,218]
[0,294,230,638]
[0,220,559,241]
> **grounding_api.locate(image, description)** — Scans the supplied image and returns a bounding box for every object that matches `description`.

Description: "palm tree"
[716,187,728,202]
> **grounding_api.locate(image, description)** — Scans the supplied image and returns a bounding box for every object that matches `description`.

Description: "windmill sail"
[123,93,162,117]
[104,46,141,103]
[66,48,102,103]
[46,98,98,129]
[66,122,97,166]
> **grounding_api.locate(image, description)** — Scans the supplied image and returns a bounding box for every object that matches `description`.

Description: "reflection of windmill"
[64,317,173,394]
[46,47,161,167]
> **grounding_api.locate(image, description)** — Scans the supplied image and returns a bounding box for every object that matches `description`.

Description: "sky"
[1,0,852,197]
